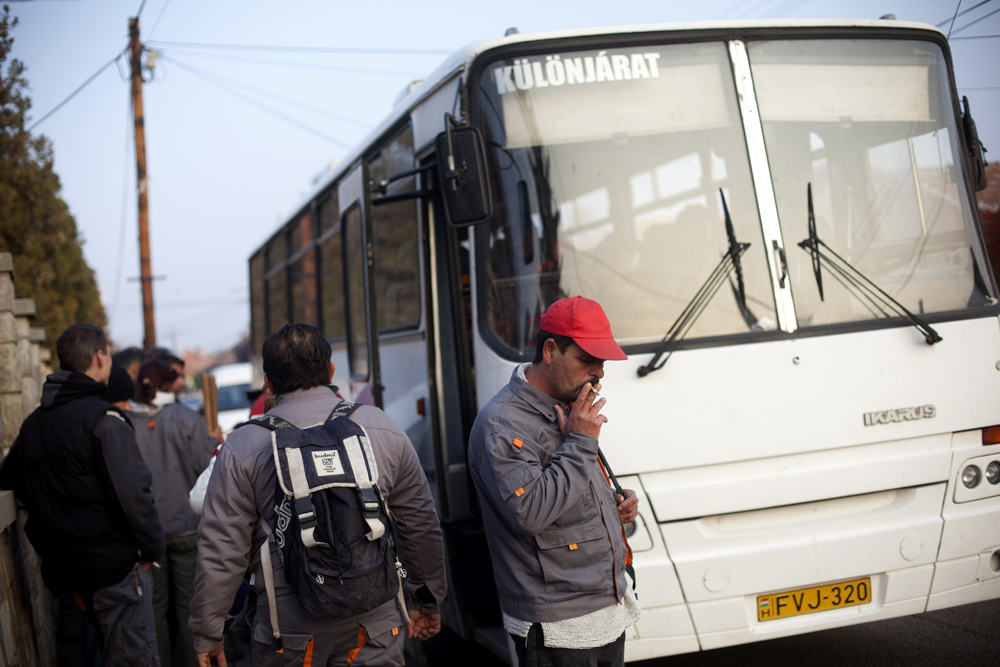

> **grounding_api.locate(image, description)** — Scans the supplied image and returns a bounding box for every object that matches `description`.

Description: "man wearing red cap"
[468,296,640,667]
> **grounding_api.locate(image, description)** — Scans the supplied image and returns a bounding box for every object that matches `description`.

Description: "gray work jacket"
[130,400,215,536]
[468,366,629,623]
[188,386,446,654]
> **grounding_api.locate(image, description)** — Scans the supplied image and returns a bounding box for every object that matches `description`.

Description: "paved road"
[418,598,1000,666]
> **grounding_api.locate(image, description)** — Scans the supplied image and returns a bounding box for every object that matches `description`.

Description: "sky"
[5,0,999,356]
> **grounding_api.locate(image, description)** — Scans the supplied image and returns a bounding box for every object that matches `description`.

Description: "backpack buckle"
[357,487,386,540]
[296,494,318,531]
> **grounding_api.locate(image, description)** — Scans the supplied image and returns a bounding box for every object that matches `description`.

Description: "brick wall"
[0,252,55,667]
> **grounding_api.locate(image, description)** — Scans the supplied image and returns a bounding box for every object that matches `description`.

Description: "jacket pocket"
[352,611,406,666]
[108,623,157,667]
[91,566,141,612]
[252,625,314,666]
[535,512,612,593]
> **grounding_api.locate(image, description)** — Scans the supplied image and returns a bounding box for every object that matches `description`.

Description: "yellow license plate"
[757,577,871,622]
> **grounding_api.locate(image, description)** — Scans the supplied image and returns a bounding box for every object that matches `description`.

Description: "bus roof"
[256,17,943,254]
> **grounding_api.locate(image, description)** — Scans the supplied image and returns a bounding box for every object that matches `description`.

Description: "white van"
[209,362,254,434]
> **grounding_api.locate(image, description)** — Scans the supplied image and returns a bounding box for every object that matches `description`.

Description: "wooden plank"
[202,372,218,434]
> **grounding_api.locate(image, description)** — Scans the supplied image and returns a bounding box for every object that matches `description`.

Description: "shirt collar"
[509,364,561,423]
[273,384,339,407]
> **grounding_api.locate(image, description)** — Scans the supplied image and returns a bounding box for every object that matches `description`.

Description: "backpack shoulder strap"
[257,522,283,651]
[232,414,297,433]
[325,400,362,423]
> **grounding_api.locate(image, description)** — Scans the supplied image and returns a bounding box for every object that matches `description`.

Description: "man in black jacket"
[0,323,165,667]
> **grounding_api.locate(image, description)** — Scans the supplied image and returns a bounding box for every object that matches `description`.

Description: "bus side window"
[319,193,346,341]
[368,125,421,332]
[343,204,370,380]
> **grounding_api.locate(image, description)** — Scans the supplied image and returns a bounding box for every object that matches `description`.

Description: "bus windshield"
[748,39,990,328]
[477,38,991,357]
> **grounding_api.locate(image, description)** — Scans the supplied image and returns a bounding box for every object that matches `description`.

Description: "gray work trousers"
[77,563,159,667]
[152,532,198,667]
[251,597,407,666]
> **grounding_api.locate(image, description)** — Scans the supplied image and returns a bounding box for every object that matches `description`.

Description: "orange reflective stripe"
[513,438,523,448]
[597,458,613,488]
[568,543,578,551]
[514,487,524,497]
[346,627,366,665]
[71,593,87,612]
[391,626,399,636]
[303,638,314,667]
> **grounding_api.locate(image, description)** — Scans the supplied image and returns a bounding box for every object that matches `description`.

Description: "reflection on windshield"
[479,42,777,357]
[217,383,252,412]
[750,39,990,326]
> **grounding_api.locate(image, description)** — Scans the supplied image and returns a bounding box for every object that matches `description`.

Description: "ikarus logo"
[494,51,662,94]
[863,405,936,426]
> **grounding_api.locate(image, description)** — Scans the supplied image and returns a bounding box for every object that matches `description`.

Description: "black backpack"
[239,401,404,629]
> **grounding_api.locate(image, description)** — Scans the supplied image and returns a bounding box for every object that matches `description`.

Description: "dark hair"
[134,359,180,405]
[56,324,109,372]
[262,324,332,394]
[106,364,135,403]
[154,352,185,368]
[112,346,144,369]
[532,328,575,364]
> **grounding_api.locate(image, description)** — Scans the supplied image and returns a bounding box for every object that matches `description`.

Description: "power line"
[156,53,352,149]
[145,40,452,55]
[117,295,248,309]
[112,88,132,313]
[715,0,757,19]
[951,33,1000,38]
[960,86,1000,90]
[26,52,124,132]
[147,0,172,39]
[148,41,452,56]
[136,0,147,19]
[764,0,810,19]
[952,6,1000,34]
[948,1,964,39]
[159,52,373,129]
[158,48,425,78]
[937,0,993,26]
[737,0,778,18]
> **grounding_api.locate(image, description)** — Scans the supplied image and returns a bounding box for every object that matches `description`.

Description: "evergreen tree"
[0,6,107,369]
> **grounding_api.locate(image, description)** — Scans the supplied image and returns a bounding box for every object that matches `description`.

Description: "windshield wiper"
[638,189,751,377]
[797,182,942,345]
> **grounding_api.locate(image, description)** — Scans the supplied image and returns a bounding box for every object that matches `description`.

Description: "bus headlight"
[986,461,1000,485]
[962,465,982,488]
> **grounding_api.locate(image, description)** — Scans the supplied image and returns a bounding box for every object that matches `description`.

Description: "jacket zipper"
[592,479,619,600]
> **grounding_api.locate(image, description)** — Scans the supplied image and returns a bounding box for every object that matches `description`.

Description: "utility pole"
[129,16,156,349]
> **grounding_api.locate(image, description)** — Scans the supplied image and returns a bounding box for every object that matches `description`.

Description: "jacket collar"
[509,364,560,423]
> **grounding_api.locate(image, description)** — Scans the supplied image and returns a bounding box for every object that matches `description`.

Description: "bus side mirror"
[962,96,988,192]
[436,117,493,226]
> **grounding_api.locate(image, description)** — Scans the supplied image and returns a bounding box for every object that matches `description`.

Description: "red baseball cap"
[540,297,627,361]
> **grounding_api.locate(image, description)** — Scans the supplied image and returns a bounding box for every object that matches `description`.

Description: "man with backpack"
[189,323,445,666]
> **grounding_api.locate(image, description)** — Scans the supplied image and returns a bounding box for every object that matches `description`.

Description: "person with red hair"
[132,359,219,667]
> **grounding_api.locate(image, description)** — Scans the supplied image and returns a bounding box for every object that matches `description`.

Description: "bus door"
[339,165,382,406]
[365,125,439,507]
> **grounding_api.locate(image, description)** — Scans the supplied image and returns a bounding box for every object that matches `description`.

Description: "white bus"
[247,18,999,662]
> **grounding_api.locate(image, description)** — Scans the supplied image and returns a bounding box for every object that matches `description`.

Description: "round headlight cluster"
[986,461,1000,485]
[962,465,982,489]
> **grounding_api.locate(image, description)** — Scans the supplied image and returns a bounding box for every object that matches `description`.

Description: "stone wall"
[0,252,55,667]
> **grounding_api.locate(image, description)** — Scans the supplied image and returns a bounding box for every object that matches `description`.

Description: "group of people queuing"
[1,296,640,667]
